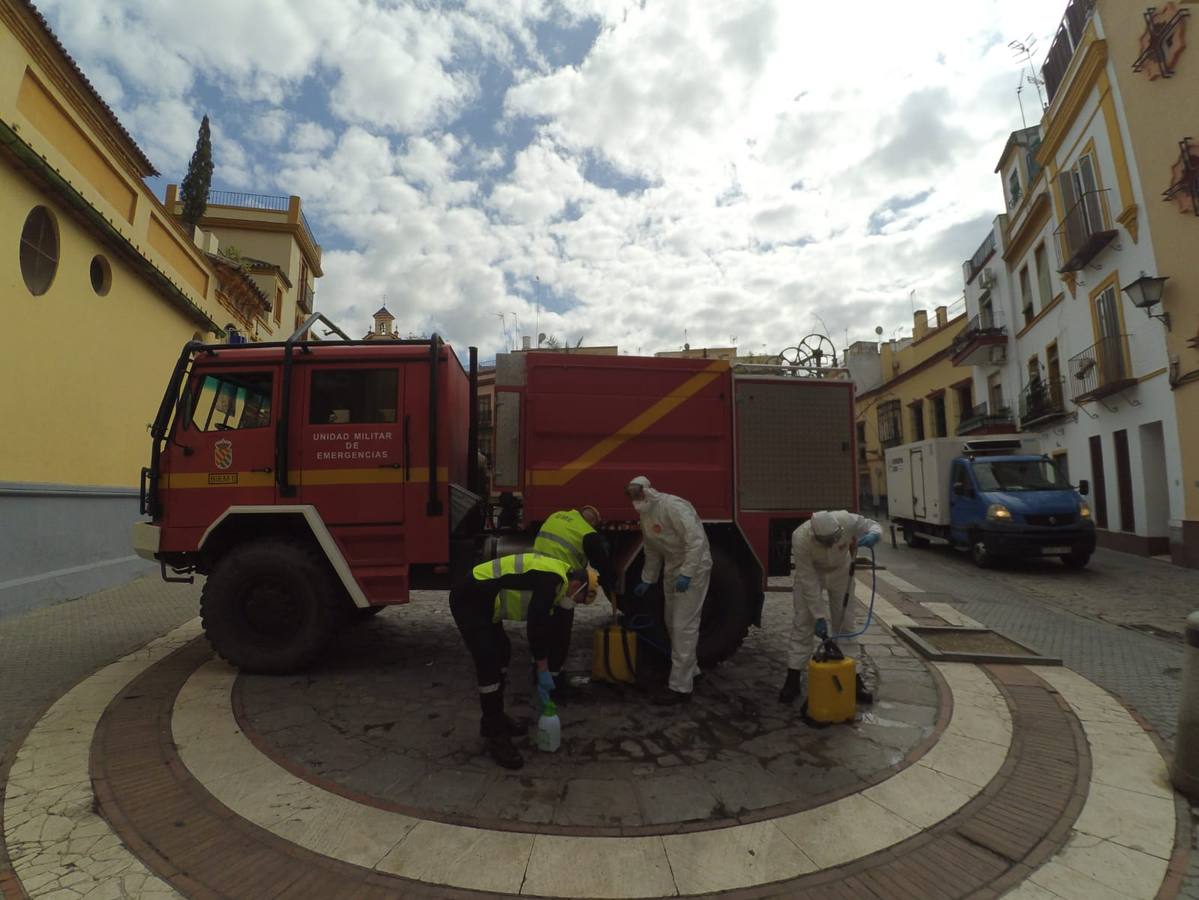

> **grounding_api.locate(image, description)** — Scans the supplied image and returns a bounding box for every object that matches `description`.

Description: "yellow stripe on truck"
[164,467,449,489]
[528,360,728,487]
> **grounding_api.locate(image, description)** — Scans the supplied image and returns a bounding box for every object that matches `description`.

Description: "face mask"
[632,499,650,513]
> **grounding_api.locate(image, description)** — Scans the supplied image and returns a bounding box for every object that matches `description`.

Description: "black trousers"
[548,606,575,675]
[449,578,511,727]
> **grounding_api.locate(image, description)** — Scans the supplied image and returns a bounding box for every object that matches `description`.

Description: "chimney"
[521,335,532,351]
[935,306,948,328]
[913,310,929,340]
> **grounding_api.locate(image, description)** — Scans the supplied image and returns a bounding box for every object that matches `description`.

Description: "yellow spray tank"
[806,640,856,725]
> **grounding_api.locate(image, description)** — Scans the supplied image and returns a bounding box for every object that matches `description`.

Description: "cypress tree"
[180,115,213,227]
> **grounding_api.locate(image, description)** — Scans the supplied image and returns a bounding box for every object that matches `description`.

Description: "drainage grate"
[896,626,1062,665]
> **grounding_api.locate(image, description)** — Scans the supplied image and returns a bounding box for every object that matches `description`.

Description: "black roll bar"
[426,335,444,516]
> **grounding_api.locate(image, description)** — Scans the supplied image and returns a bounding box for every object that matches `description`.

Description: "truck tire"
[1062,551,1090,570]
[200,538,340,674]
[696,545,752,667]
[969,533,994,569]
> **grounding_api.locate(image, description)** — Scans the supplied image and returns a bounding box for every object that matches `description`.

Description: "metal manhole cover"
[896,626,1062,665]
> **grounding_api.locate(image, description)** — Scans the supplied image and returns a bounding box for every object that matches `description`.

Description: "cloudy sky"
[39,0,1065,360]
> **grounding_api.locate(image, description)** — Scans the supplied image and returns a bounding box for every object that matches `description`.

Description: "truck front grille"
[1025,513,1076,527]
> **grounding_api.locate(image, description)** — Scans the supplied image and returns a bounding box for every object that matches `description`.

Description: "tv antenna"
[1009,37,1046,125]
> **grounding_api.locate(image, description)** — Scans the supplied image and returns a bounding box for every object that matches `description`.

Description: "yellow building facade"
[0,0,319,613]
[854,308,969,510]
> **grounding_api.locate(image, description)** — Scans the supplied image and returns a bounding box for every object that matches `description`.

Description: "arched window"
[20,206,59,296]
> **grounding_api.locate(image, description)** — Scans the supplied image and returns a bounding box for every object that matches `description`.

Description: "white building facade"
[954,4,1185,558]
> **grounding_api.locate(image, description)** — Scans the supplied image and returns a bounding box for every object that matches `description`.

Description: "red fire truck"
[134,316,857,673]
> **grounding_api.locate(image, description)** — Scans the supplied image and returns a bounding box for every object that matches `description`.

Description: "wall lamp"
[1121,272,1170,330]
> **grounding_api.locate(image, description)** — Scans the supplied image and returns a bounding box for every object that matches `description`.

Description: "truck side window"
[953,463,972,496]
[190,372,273,432]
[309,369,398,425]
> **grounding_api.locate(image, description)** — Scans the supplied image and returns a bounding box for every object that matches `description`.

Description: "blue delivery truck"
[885,436,1096,569]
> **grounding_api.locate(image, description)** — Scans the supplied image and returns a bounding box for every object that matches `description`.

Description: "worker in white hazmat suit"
[627,476,712,705]
[779,510,882,706]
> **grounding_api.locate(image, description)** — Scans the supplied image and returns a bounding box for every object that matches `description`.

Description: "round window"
[19,206,59,296]
[90,255,112,296]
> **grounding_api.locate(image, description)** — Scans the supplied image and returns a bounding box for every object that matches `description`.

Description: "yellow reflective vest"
[472,552,573,622]
[533,509,594,571]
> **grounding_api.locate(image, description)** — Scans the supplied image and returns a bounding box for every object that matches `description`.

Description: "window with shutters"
[1020,265,1035,325]
[1054,151,1117,272]
[1034,243,1053,306]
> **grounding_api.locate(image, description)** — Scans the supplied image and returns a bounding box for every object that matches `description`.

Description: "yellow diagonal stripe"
[529,360,727,487]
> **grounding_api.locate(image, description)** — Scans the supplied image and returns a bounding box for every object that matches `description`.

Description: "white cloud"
[35,0,1070,358]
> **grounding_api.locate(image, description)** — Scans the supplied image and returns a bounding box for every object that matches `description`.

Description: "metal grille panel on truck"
[736,380,855,511]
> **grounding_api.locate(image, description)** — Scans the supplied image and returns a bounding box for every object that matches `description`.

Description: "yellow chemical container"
[807,657,857,724]
[592,624,637,684]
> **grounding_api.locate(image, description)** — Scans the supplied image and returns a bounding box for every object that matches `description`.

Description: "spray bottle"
[537,700,561,752]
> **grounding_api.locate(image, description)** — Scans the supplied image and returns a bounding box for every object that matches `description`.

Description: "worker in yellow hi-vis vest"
[449,553,594,770]
[533,506,615,693]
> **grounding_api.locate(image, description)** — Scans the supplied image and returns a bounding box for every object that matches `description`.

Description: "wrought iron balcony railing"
[957,400,1013,435]
[206,191,319,251]
[1068,335,1134,401]
[1055,188,1116,272]
[964,231,998,284]
[1043,0,1096,104]
[950,308,1006,365]
[298,282,315,314]
[1019,376,1069,428]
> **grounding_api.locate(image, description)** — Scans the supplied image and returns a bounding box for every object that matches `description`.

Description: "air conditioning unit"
[979,269,997,290]
[988,345,1007,365]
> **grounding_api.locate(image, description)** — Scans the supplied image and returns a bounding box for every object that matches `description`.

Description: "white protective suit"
[788,510,882,671]
[633,478,712,694]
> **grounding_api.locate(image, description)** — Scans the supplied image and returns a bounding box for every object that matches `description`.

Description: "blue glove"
[675,574,691,592]
[537,669,555,704]
[815,618,829,640]
[859,532,880,548]
[633,581,652,598]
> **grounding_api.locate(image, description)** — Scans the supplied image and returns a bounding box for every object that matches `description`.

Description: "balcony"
[1019,376,1069,429]
[298,281,315,314]
[951,308,1007,367]
[1042,0,1096,105]
[957,401,1014,436]
[1068,335,1135,402]
[206,190,320,254]
[1055,188,1117,273]
[963,231,997,285]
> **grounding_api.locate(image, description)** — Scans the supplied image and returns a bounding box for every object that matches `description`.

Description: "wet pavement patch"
[237,593,942,831]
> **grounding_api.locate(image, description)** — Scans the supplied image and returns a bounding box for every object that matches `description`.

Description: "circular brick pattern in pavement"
[235,592,943,832]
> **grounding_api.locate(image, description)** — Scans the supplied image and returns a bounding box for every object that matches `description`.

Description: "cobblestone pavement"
[239,589,937,830]
[867,534,1199,898]
[0,574,200,763]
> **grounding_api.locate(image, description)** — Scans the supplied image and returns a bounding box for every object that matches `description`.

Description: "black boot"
[480,691,525,769]
[479,713,528,738]
[778,668,803,704]
[855,673,875,705]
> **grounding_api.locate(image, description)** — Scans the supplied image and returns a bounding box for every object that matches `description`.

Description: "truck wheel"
[903,527,930,549]
[696,545,752,667]
[1062,551,1090,570]
[200,539,340,674]
[969,534,994,569]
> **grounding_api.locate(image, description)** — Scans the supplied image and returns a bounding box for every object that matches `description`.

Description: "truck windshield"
[973,460,1069,492]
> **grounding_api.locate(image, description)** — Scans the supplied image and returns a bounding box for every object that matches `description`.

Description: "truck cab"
[946,452,1096,568]
[887,436,1096,569]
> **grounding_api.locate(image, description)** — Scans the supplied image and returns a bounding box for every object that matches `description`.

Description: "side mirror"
[1078,479,1089,496]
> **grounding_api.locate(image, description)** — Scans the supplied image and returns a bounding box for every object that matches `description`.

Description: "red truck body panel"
[518,354,735,521]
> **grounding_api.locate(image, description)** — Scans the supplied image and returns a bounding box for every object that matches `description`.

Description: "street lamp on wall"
[1122,272,1171,330]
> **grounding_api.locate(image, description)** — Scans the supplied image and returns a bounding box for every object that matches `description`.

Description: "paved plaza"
[1,543,1196,898]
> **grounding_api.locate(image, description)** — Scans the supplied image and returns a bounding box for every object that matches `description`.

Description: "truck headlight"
[1079,502,1091,519]
[986,503,1013,521]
